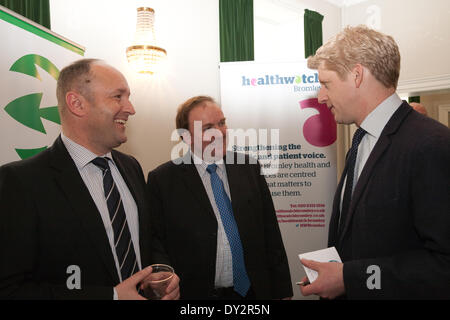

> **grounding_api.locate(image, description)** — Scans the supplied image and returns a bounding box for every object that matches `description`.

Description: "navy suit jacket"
[329,102,450,299]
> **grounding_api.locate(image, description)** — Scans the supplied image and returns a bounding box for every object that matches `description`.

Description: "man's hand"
[115,266,154,300]
[299,259,345,299]
[160,273,180,300]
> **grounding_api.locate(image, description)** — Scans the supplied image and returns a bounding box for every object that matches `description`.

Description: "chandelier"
[126,7,167,74]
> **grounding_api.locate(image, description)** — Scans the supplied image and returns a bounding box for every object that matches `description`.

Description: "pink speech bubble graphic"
[300,98,337,147]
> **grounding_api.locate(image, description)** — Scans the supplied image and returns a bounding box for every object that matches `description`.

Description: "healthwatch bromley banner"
[220,61,337,300]
[0,6,85,166]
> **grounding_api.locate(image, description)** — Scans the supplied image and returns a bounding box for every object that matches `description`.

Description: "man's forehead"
[317,62,333,75]
[92,63,125,79]
[317,65,339,81]
[91,64,129,87]
[188,104,225,127]
[190,103,222,116]
[111,86,131,95]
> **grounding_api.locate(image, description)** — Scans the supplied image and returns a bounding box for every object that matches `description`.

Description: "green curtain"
[408,96,420,103]
[0,0,51,29]
[304,9,323,58]
[219,0,254,62]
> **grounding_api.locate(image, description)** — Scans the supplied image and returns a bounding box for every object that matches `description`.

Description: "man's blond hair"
[308,25,401,89]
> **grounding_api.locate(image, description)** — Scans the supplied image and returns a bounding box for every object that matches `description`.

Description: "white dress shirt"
[340,93,403,215]
[192,152,234,288]
[61,134,142,282]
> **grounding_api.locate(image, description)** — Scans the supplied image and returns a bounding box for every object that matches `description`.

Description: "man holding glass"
[0,59,179,300]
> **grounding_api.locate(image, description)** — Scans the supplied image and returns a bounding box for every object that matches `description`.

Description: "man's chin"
[203,147,226,162]
[113,136,127,149]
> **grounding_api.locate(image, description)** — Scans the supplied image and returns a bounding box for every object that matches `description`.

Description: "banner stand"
[220,61,337,300]
[0,5,85,165]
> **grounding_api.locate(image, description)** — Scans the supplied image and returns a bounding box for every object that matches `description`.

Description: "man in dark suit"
[0,59,179,299]
[147,96,293,299]
[299,26,450,299]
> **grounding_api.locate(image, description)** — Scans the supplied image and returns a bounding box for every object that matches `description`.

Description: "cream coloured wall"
[421,92,450,123]
[50,0,342,176]
[50,0,449,181]
[331,0,450,177]
[50,0,221,175]
[341,0,450,94]
[254,0,341,62]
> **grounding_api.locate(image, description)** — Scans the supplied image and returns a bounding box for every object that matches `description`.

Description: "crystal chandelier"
[126,7,167,74]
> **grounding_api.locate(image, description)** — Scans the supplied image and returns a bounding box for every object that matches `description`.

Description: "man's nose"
[317,88,327,104]
[124,99,136,115]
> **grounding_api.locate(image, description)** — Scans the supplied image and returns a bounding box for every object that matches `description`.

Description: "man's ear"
[66,91,87,117]
[352,64,364,88]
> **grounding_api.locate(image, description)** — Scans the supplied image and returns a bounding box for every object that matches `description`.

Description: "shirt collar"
[61,133,113,170]
[190,150,225,176]
[360,93,403,139]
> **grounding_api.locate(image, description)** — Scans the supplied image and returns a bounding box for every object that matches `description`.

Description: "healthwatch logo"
[241,73,319,87]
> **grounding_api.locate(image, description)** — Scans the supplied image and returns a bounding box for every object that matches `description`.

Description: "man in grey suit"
[0,59,179,299]
[147,96,293,299]
[299,26,450,299]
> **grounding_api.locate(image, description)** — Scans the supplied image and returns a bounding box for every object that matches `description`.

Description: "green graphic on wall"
[3,54,60,159]
[5,93,60,134]
[10,54,60,81]
[1,6,84,166]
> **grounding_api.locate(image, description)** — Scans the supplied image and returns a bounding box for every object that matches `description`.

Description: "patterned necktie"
[339,128,366,234]
[206,164,251,297]
[92,157,138,282]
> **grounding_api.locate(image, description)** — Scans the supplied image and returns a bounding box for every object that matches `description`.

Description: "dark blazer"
[0,136,157,299]
[329,102,450,299]
[146,152,293,299]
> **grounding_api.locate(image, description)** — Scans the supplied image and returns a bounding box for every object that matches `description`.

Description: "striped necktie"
[92,157,138,282]
[207,164,251,297]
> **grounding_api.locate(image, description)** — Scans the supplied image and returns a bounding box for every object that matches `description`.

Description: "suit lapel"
[178,155,217,220]
[49,137,119,284]
[338,103,411,243]
[329,162,348,246]
[338,135,391,243]
[225,163,243,215]
[111,152,145,220]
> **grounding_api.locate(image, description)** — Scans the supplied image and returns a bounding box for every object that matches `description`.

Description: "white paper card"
[298,247,342,283]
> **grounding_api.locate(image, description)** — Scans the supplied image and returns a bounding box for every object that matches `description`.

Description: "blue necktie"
[92,157,138,282]
[339,128,366,234]
[206,164,251,297]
